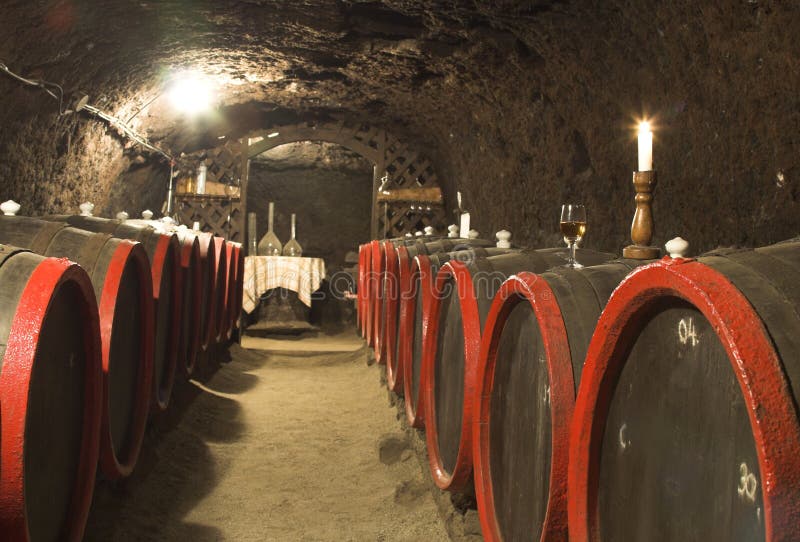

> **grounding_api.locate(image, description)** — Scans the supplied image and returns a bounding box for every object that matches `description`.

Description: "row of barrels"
[357,235,800,541]
[0,214,244,541]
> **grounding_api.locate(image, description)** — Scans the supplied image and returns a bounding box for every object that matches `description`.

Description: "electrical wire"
[0,61,63,114]
[82,104,174,161]
[1,60,173,162]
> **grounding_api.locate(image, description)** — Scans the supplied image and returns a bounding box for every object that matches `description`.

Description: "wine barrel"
[369,236,440,352]
[191,231,217,350]
[0,245,102,541]
[176,232,202,376]
[223,241,242,337]
[422,248,615,492]
[398,247,515,427]
[0,216,154,480]
[569,240,800,541]
[220,241,236,341]
[365,240,381,346]
[375,237,491,363]
[48,215,181,412]
[211,236,229,343]
[357,243,368,336]
[231,242,244,332]
[473,259,643,541]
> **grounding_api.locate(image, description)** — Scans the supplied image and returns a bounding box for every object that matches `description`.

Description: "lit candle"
[638,121,653,171]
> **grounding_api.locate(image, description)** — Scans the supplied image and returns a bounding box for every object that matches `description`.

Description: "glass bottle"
[247,212,258,256]
[257,202,282,256]
[282,213,303,257]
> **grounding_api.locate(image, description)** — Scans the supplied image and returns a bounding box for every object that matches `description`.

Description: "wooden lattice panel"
[175,196,244,242]
[379,204,447,238]
[173,139,247,241]
[245,120,445,240]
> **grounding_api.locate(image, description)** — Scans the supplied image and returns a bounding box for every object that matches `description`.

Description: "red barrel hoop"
[568,257,800,541]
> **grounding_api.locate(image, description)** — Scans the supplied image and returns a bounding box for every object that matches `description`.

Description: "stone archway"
[244,120,446,239]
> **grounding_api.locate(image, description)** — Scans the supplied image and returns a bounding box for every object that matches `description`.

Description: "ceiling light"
[168,71,213,116]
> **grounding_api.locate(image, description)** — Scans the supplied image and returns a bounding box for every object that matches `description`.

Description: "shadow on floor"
[83,342,247,541]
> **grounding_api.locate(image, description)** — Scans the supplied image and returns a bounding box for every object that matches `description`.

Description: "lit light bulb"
[168,71,213,115]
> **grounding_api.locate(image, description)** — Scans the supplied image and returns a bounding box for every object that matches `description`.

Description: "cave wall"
[398,3,800,254]
[0,2,798,255]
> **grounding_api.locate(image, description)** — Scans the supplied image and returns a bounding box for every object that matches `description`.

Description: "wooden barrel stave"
[474,261,640,541]
[398,247,513,426]
[569,240,800,541]
[372,236,471,357]
[422,248,615,492]
[177,233,202,376]
[54,215,181,412]
[211,237,228,343]
[388,246,504,395]
[0,246,103,541]
[0,216,154,480]
[232,242,244,332]
[193,232,217,350]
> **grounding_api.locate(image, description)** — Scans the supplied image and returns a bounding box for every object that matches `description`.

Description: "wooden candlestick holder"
[622,170,661,259]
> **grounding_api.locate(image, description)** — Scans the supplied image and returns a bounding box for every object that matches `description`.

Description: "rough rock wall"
[424,2,800,253]
[0,1,798,254]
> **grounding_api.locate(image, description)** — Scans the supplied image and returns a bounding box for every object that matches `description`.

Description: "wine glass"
[560,204,587,268]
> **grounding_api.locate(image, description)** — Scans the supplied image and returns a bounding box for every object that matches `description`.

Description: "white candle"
[638,121,653,171]
[459,212,471,239]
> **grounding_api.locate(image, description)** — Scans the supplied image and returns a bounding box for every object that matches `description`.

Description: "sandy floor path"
[84,336,450,541]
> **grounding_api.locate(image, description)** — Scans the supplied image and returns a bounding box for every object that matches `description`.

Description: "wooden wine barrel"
[422,248,615,492]
[473,259,643,541]
[569,240,800,541]
[375,237,491,362]
[357,243,368,336]
[398,247,515,427]
[211,236,229,343]
[365,240,381,347]
[0,216,154,480]
[191,231,217,350]
[47,215,181,412]
[370,236,440,352]
[176,232,202,376]
[0,246,103,541]
[224,241,242,337]
[231,242,244,332]
[220,241,236,341]
[356,248,366,337]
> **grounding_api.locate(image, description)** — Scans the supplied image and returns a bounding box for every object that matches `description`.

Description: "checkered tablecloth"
[243,256,326,313]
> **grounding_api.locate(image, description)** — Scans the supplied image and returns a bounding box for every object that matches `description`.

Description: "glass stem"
[569,240,577,267]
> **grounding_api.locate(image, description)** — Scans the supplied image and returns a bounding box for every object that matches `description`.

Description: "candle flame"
[638,120,652,135]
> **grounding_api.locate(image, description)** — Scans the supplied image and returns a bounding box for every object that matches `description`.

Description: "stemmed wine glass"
[560,204,587,268]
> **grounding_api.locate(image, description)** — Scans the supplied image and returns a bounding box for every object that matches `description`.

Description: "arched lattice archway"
[174,120,446,243]
[245,120,446,239]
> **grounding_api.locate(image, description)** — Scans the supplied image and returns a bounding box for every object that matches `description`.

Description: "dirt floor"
[83,332,467,541]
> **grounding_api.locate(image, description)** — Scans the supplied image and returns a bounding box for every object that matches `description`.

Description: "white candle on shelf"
[459,212,470,239]
[638,121,653,172]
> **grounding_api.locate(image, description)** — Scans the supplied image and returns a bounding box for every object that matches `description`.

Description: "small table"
[243,255,326,314]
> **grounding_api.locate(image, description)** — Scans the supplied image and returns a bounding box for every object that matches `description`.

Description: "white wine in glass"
[560,204,587,268]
